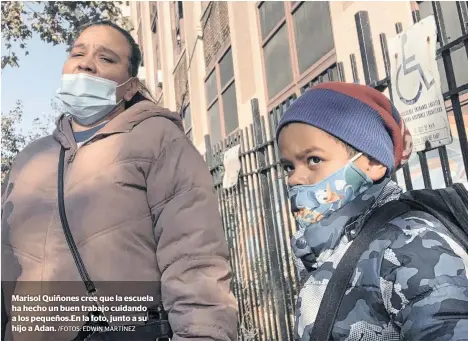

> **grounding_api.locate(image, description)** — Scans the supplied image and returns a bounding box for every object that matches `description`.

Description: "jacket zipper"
[68,151,76,163]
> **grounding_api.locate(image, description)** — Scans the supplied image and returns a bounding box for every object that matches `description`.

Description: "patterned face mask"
[288,153,374,230]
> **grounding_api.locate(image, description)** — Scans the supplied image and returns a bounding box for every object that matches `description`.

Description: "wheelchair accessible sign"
[389,15,452,152]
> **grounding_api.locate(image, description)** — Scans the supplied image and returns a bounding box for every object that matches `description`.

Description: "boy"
[276,82,468,341]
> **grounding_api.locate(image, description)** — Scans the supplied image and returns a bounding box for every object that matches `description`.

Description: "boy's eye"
[307,156,322,166]
[283,164,294,174]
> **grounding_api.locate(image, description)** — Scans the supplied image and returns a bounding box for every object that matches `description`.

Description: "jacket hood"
[53,100,183,149]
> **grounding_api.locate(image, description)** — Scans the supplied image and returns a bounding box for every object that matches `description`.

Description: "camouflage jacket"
[291,179,468,341]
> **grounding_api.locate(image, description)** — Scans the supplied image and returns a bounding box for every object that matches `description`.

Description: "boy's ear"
[356,156,387,182]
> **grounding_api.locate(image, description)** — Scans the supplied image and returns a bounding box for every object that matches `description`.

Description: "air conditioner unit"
[157,70,163,87]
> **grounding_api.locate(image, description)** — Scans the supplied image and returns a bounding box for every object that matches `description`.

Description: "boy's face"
[278,123,387,186]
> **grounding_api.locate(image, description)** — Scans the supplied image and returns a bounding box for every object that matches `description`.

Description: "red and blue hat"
[276,82,413,174]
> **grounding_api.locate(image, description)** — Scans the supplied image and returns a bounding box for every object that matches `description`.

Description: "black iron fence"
[204,3,468,341]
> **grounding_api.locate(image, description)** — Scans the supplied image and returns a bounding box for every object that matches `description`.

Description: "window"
[258,2,335,103]
[206,70,218,105]
[293,1,334,74]
[208,101,222,145]
[182,104,192,141]
[205,47,239,145]
[259,2,292,100]
[172,1,185,57]
[219,48,234,87]
[259,1,285,39]
[222,82,239,135]
[177,1,184,19]
[264,24,293,99]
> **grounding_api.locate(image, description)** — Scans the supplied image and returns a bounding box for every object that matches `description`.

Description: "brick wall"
[174,51,189,112]
[202,1,230,69]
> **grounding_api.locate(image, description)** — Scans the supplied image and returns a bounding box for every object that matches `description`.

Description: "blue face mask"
[55,73,133,126]
[288,153,373,230]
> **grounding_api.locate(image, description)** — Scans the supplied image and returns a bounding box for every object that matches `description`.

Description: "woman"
[1,21,237,341]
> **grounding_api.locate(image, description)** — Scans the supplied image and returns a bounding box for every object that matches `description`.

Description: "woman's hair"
[75,20,156,108]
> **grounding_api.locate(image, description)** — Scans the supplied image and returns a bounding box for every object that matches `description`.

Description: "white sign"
[222,145,241,189]
[389,15,452,152]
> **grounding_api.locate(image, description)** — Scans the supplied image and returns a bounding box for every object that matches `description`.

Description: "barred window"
[205,47,239,144]
[258,2,335,102]
[293,1,334,74]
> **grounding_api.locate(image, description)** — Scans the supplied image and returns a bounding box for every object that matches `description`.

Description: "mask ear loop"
[115,77,136,109]
[117,77,135,88]
[349,152,363,163]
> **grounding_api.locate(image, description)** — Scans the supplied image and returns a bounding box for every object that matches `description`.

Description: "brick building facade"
[125,2,468,338]
[129,1,468,156]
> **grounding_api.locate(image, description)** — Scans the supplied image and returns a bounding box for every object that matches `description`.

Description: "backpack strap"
[400,185,468,251]
[310,200,411,341]
[438,185,468,238]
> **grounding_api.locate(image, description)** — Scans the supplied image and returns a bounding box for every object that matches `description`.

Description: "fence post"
[204,134,213,169]
[457,2,468,34]
[337,62,346,82]
[432,3,468,182]
[355,11,379,85]
[251,98,289,341]
[350,54,360,83]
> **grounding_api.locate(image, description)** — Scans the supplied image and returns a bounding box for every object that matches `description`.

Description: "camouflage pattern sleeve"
[379,212,468,341]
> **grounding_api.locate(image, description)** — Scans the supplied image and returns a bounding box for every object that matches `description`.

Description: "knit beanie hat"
[276,82,413,174]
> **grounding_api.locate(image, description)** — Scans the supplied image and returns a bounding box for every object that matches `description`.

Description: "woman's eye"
[100,57,114,63]
[307,156,322,166]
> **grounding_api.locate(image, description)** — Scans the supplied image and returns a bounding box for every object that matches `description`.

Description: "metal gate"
[204,3,468,340]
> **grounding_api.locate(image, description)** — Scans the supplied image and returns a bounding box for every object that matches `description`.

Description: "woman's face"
[62,25,137,102]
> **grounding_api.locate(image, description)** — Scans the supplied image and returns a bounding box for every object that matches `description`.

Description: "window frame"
[182,102,193,140]
[256,1,337,111]
[205,45,238,143]
[172,1,185,59]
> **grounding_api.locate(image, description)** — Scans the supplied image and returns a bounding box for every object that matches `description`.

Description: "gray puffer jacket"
[292,179,468,341]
